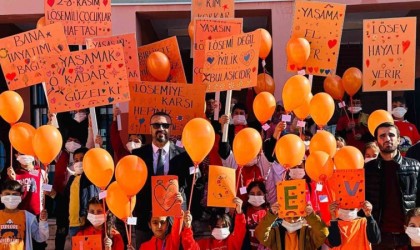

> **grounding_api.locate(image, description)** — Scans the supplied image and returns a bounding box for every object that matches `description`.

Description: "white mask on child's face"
[212,227,230,240]
[406,227,420,243]
[126,141,141,153]
[281,220,303,233]
[1,195,22,210]
[248,195,265,207]
[392,107,407,119]
[337,208,358,221]
[232,115,247,125]
[16,155,34,166]
[348,107,362,114]
[87,213,106,227]
[289,168,306,180]
[73,162,84,175]
[73,112,87,123]
[65,141,81,153]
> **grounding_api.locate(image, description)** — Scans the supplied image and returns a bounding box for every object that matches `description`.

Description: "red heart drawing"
[68,69,74,73]
[290,64,296,70]
[252,67,256,72]
[118,63,124,68]
[366,59,370,68]
[106,64,112,69]
[307,67,313,73]
[6,72,16,81]
[402,40,410,53]
[328,39,337,49]
[103,0,108,6]
[154,180,178,211]
[47,0,55,7]
[314,67,319,73]
[380,80,389,87]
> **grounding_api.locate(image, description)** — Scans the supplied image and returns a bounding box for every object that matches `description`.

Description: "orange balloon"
[334,146,364,170]
[115,155,148,197]
[32,125,62,165]
[188,21,194,40]
[253,92,276,124]
[293,93,313,120]
[36,16,46,28]
[106,181,136,220]
[286,37,310,67]
[83,148,114,189]
[324,75,345,101]
[309,130,337,157]
[309,92,335,127]
[368,109,394,136]
[305,151,334,182]
[254,73,275,94]
[146,51,170,81]
[0,91,24,124]
[182,118,215,165]
[258,29,272,60]
[275,134,305,168]
[282,75,311,112]
[233,128,262,166]
[342,67,362,97]
[9,122,36,156]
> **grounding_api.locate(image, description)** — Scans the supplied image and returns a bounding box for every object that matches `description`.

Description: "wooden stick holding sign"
[213,91,221,121]
[222,90,232,142]
[115,103,122,131]
[41,83,59,128]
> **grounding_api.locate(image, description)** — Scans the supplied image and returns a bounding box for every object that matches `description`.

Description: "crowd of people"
[2,94,420,250]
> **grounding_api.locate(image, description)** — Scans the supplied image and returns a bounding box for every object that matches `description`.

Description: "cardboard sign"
[203,30,261,92]
[363,17,417,91]
[42,44,130,113]
[277,179,306,218]
[44,0,112,45]
[0,22,69,90]
[191,0,234,18]
[329,169,365,209]
[151,175,182,217]
[138,37,187,83]
[86,33,141,82]
[72,235,102,250]
[207,165,236,208]
[128,81,206,135]
[193,18,243,85]
[288,1,346,76]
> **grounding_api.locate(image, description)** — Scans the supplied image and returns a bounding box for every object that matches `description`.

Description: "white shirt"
[152,142,170,175]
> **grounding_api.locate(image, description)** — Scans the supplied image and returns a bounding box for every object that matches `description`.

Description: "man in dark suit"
[132,112,193,248]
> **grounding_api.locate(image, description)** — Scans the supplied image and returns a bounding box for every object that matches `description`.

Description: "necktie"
[156,149,164,175]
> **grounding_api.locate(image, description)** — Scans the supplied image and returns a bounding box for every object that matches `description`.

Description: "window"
[97,106,114,152]
[31,84,49,128]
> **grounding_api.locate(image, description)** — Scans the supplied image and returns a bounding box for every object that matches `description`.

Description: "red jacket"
[110,121,129,163]
[139,216,182,250]
[53,151,70,194]
[181,213,246,250]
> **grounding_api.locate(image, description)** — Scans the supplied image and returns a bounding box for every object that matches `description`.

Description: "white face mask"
[338,208,358,221]
[65,141,81,153]
[73,112,87,123]
[212,227,230,240]
[406,227,420,243]
[281,220,303,233]
[73,162,84,175]
[248,195,265,207]
[289,168,306,180]
[364,157,376,163]
[232,115,247,125]
[1,195,22,210]
[392,107,407,119]
[348,107,362,114]
[126,141,142,153]
[87,213,106,227]
[16,155,34,166]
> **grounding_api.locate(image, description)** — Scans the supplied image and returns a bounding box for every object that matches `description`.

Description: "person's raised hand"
[234,197,243,214]
[273,121,287,140]
[305,203,314,216]
[7,167,16,181]
[219,114,230,126]
[362,200,373,217]
[113,107,121,121]
[104,236,112,250]
[40,209,48,221]
[329,201,339,220]
[184,210,193,228]
[270,202,279,215]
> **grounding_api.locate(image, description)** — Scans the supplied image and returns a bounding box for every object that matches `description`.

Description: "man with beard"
[132,112,193,249]
[365,122,420,249]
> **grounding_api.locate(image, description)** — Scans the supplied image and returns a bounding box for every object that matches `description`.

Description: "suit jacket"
[132,142,194,230]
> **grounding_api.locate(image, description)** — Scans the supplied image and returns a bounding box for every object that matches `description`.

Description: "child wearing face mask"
[0,180,49,249]
[404,208,420,249]
[255,202,328,250]
[74,197,124,250]
[364,142,379,163]
[219,103,252,146]
[181,197,246,249]
[327,200,381,249]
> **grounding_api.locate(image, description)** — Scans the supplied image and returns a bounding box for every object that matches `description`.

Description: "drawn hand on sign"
[361,200,372,217]
[153,179,179,211]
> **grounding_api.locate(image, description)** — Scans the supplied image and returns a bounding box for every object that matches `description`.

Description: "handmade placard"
[137,37,187,83]
[193,18,243,85]
[363,17,416,91]
[151,175,182,217]
[277,179,306,218]
[42,44,130,113]
[203,30,261,92]
[72,235,102,250]
[191,0,234,19]
[288,1,346,76]
[207,165,236,208]
[86,33,141,82]
[44,0,112,45]
[128,81,206,135]
[329,169,365,209]
[0,22,69,90]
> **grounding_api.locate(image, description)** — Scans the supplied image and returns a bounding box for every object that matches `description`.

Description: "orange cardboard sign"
[277,179,306,218]
[45,0,112,45]
[0,23,69,90]
[86,33,141,82]
[288,1,346,76]
[138,37,187,83]
[203,30,261,92]
[128,81,206,135]
[152,175,182,217]
[72,235,102,250]
[193,18,243,85]
[191,0,234,18]
[363,17,417,92]
[42,44,130,113]
[329,169,365,209]
[207,165,236,208]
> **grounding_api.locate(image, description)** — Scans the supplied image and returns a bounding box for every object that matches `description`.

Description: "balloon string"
[10,144,13,168]
[124,222,131,247]
[236,165,243,192]
[129,198,132,246]
[188,164,198,211]
[102,195,108,238]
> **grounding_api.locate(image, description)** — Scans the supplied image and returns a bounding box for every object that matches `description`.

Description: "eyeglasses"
[151,123,171,129]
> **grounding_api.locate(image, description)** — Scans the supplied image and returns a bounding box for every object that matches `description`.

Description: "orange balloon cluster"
[305,151,334,182]
[309,130,337,157]
[33,125,62,165]
[342,67,362,97]
[282,75,311,112]
[334,146,364,170]
[258,29,272,60]
[147,52,171,81]
[9,123,36,156]
[253,92,276,124]
[286,37,310,68]
[233,128,262,166]
[83,148,114,189]
[182,118,215,165]
[324,75,345,101]
[254,73,275,95]
[0,91,24,124]
[309,92,335,127]
[115,155,148,197]
[368,109,394,136]
[275,134,305,168]
[106,182,136,220]
[293,93,312,120]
